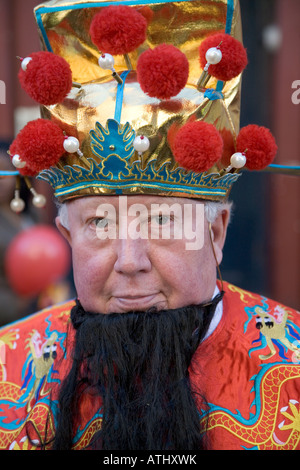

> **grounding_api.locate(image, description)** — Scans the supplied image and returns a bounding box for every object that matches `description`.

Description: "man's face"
[56,195,229,314]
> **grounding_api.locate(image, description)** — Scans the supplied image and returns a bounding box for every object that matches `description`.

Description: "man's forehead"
[67,195,205,211]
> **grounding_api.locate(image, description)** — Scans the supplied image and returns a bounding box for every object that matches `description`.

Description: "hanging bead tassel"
[10,175,26,213]
[23,176,47,209]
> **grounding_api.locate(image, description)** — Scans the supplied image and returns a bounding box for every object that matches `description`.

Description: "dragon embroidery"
[246,301,300,362]
[199,292,300,449]
[20,330,58,412]
[202,363,300,449]
[0,313,67,449]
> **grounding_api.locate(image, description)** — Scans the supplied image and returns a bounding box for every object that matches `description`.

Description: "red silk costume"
[0,281,299,450]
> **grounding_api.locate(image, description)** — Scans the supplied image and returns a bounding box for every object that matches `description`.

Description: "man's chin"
[104,294,169,314]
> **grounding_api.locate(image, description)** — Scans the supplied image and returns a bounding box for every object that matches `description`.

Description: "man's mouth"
[109,293,166,312]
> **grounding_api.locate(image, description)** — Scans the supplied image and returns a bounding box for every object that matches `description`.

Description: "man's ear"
[55,216,72,245]
[209,207,231,265]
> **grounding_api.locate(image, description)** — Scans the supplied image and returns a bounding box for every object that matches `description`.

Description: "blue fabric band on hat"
[204,89,224,100]
[114,70,131,123]
[225,0,234,34]
[0,171,19,176]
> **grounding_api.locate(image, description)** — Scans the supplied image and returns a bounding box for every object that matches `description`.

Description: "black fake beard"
[52,291,224,451]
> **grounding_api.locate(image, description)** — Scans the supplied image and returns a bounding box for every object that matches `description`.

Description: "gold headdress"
[3,0,284,210]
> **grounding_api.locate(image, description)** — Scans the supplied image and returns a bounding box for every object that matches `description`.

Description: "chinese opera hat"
[3,0,286,210]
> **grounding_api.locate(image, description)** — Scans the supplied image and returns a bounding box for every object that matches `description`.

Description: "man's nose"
[113,238,152,275]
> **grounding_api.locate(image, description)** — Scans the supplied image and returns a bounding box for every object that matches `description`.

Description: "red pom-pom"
[9,140,36,176]
[237,125,278,170]
[173,121,224,172]
[10,119,65,175]
[199,33,247,81]
[89,5,147,55]
[18,52,72,105]
[137,44,189,100]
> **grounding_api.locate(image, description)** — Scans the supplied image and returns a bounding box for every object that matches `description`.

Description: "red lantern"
[5,225,71,297]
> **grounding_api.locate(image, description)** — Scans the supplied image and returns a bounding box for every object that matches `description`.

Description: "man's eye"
[151,214,170,225]
[92,218,109,229]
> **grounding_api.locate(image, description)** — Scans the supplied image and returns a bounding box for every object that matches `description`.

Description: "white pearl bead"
[98,53,115,71]
[32,194,46,208]
[10,197,25,213]
[12,154,26,169]
[205,47,222,65]
[63,136,80,153]
[133,136,150,153]
[21,57,32,71]
[230,152,246,169]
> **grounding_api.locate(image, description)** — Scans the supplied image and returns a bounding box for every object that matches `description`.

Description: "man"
[55,197,229,316]
[0,0,299,451]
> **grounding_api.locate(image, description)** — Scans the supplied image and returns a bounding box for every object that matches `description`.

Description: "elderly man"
[0,0,299,451]
[56,196,229,315]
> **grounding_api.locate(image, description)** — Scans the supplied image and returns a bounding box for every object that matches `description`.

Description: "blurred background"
[223,0,300,311]
[0,0,299,326]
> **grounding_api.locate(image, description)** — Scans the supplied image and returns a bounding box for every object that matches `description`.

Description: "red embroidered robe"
[0,282,299,450]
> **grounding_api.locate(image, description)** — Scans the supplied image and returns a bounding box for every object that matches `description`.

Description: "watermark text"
[0,80,6,104]
[291,80,300,105]
[94,196,205,251]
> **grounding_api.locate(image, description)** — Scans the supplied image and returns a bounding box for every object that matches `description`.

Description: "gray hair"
[56,198,231,230]
[204,200,232,224]
[56,200,69,229]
